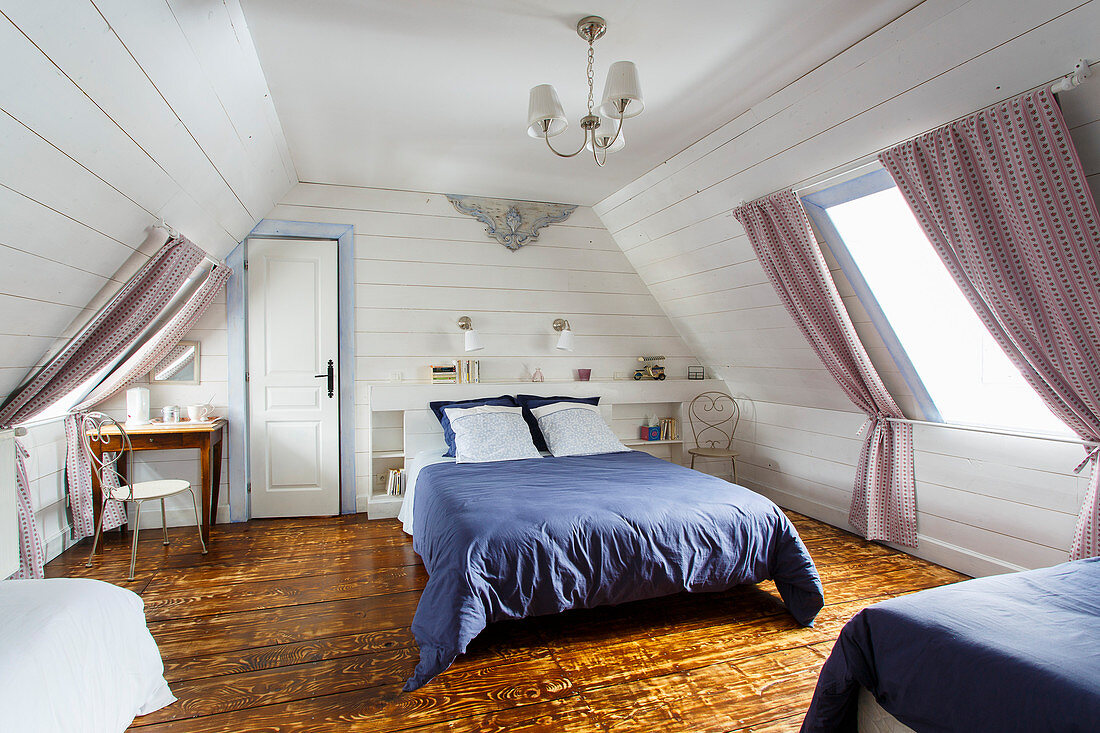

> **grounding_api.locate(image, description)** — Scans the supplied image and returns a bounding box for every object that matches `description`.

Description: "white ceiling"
[240,0,921,206]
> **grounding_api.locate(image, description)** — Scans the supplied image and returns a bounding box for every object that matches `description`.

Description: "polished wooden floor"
[46,512,965,732]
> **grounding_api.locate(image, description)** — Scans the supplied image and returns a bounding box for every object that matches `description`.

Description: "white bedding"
[857,686,917,733]
[0,578,175,732]
[398,449,455,535]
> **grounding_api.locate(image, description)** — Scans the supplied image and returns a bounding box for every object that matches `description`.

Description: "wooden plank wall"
[0,0,295,405]
[593,0,1100,576]
[265,183,699,508]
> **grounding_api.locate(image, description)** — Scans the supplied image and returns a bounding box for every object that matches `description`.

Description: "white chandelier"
[526,15,644,167]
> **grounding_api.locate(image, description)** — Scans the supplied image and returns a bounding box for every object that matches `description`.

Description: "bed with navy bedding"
[404,449,824,690]
[801,557,1100,732]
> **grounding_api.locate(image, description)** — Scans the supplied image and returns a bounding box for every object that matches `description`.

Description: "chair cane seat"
[688,447,740,458]
[109,479,191,502]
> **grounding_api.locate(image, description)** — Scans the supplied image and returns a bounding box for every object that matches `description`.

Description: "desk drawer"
[131,434,186,450]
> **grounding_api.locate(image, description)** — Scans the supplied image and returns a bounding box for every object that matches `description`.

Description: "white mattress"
[0,578,175,732]
[398,449,455,535]
[857,686,918,733]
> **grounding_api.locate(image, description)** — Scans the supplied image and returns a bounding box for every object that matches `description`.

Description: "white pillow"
[442,404,541,463]
[530,402,630,457]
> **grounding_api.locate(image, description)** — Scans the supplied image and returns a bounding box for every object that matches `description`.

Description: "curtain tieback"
[1074,446,1100,474]
[856,413,889,437]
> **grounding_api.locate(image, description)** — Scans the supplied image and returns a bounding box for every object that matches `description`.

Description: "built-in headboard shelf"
[367,379,725,412]
[363,380,726,517]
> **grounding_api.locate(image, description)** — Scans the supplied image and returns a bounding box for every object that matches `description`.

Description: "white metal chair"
[687,392,741,484]
[82,412,206,580]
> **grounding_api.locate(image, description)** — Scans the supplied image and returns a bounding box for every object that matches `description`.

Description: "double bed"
[399,441,824,690]
[802,558,1100,732]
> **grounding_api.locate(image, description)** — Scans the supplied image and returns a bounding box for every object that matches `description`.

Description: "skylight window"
[801,169,1069,436]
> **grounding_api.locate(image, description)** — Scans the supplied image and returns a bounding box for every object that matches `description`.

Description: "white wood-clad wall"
[0,0,295,405]
[265,182,698,507]
[594,0,1100,577]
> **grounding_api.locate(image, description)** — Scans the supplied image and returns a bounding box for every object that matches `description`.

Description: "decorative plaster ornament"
[446,194,577,250]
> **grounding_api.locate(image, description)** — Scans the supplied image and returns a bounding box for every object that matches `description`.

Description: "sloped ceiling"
[0,0,295,403]
[593,0,1100,416]
[240,0,922,206]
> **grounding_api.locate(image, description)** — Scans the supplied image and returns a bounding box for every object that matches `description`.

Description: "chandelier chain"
[586,41,595,116]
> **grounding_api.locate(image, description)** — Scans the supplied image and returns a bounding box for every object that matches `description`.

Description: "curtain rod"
[739,60,1096,209]
[880,415,1097,449]
[155,222,222,267]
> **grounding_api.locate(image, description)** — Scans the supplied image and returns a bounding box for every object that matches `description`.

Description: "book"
[385,468,406,496]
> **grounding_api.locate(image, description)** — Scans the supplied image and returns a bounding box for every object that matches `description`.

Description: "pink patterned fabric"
[64,414,127,539]
[11,440,44,579]
[880,87,1100,559]
[734,190,918,547]
[0,237,203,577]
[67,264,231,540]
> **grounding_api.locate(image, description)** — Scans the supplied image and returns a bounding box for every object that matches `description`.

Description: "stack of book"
[659,417,678,440]
[385,469,405,496]
[456,359,480,384]
[431,364,458,383]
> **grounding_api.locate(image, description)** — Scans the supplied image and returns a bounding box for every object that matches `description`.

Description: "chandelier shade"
[586,115,626,153]
[527,84,568,139]
[600,61,644,119]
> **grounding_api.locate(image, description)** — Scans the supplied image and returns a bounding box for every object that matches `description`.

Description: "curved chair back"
[79,411,134,502]
[688,392,740,450]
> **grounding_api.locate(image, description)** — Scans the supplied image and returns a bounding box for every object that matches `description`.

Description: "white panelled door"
[248,239,340,517]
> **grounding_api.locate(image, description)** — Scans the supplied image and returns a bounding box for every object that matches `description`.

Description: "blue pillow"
[430,395,518,457]
[516,394,600,452]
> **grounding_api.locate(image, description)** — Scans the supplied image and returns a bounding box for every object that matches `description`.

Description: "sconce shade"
[600,61,644,119]
[527,84,569,138]
[556,328,575,352]
[586,114,626,153]
[464,329,484,352]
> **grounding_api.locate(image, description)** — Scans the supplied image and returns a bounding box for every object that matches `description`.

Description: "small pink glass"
[576,368,592,381]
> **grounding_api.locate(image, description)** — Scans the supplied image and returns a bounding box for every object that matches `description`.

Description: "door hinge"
[247,482,252,494]
[245,371,249,382]
[243,259,248,270]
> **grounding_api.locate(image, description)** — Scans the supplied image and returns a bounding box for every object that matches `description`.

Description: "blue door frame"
[226,219,357,521]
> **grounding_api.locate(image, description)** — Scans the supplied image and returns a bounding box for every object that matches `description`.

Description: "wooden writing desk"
[89,418,225,547]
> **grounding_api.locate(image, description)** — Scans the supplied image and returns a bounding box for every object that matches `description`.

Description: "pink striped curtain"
[66,264,231,542]
[734,191,918,547]
[881,87,1100,560]
[0,237,204,578]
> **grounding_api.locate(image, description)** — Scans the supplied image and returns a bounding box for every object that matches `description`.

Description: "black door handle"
[314,359,334,398]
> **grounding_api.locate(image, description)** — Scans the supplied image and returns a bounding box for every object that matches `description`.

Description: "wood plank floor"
[46,512,965,732]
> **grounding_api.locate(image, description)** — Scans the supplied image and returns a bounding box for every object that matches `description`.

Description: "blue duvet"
[802,558,1100,732]
[405,450,824,690]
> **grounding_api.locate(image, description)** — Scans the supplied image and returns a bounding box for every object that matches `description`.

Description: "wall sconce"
[553,318,575,352]
[457,316,484,352]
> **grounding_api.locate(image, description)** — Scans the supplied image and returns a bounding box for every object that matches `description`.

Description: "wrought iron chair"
[82,412,206,580]
[687,392,741,483]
